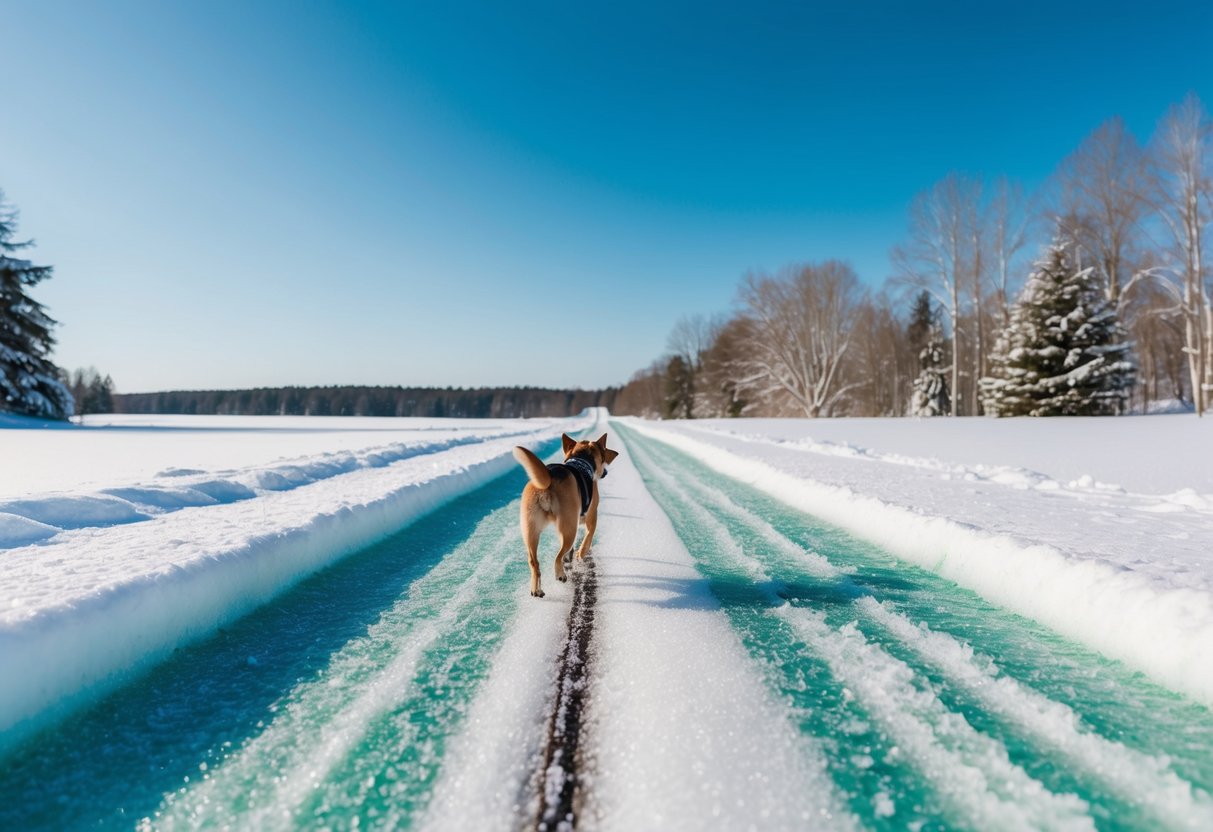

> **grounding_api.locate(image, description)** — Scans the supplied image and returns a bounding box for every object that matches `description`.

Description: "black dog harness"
[548,455,596,516]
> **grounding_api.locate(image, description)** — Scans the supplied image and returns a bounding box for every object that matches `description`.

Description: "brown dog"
[512,433,619,598]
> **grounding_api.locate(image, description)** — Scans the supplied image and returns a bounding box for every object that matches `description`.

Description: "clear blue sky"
[3,1,1211,392]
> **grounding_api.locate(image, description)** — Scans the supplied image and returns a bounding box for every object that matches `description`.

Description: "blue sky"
[3,1,1211,392]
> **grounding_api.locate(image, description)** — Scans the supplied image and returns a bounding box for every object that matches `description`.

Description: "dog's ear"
[604,447,619,464]
[595,433,608,450]
[561,433,576,454]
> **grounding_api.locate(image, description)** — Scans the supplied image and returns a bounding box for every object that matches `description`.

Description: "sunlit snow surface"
[627,416,1213,708]
[616,423,1213,831]
[2,412,1212,830]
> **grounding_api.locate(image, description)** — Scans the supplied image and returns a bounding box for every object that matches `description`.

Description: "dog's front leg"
[576,504,597,560]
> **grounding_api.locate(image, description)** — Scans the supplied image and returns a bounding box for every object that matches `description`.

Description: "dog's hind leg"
[522,516,544,598]
[554,515,577,583]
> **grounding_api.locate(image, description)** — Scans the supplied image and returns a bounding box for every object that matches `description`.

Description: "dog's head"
[562,432,620,479]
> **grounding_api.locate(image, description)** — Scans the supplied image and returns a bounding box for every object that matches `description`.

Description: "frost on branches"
[981,238,1135,417]
[0,194,73,420]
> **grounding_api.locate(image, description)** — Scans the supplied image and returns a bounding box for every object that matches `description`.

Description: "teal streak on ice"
[0,438,561,831]
[616,422,1213,832]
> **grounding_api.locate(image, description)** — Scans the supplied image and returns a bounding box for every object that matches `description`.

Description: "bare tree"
[1127,283,1188,410]
[849,290,911,416]
[698,316,753,417]
[1138,93,1213,415]
[987,177,1031,328]
[665,313,724,417]
[614,359,669,418]
[666,314,717,370]
[892,174,984,415]
[1054,116,1149,306]
[734,261,864,418]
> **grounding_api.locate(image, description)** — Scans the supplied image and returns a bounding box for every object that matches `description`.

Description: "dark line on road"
[536,554,598,832]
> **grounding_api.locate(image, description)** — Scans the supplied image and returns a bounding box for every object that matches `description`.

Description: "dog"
[512,433,619,598]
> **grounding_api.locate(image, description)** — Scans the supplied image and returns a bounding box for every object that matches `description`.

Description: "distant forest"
[114,386,620,419]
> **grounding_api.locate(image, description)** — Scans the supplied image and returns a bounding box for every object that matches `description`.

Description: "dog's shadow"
[599,510,645,520]
[600,572,721,610]
[598,555,876,613]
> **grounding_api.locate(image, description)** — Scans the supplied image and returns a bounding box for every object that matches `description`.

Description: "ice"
[626,418,1213,707]
[859,597,1213,828]
[0,412,593,752]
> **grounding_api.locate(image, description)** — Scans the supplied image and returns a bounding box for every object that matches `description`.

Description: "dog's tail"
[513,446,552,489]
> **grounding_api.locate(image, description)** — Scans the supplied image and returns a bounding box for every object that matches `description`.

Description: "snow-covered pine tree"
[981,237,1135,417]
[0,193,73,420]
[908,292,951,416]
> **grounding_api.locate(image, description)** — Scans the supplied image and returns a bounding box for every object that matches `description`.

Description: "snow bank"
[0,413,565,498]
[624,420,1213,708]
[0,414,593,753]
[0,430,540,548]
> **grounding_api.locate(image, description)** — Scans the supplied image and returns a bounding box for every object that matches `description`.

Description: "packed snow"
[623,415,1213,706]
[422,421,855,831]
[0,412,591,751]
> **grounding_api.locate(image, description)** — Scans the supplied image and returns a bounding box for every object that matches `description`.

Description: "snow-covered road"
[2,413,1212,830]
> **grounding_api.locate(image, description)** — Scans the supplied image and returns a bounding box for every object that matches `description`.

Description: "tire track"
[537,554,598,832]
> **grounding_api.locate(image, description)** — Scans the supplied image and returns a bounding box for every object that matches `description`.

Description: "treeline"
[115,385,619,419]
[614,93,1213,419]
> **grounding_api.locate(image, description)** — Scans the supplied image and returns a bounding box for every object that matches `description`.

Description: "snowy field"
[0,413,560,498]
[2,411,1212,830]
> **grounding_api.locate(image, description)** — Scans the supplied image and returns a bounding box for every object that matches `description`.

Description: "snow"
[0,412,592,752]
[417,564,569,829]
[622,430,1092,831]
[858,597,1213,829]
[578,439,854,830]
[0,413,554,498]
[624,416,1213,707]
[6,406,1213,824]
[680,414,1213,496]
[425,422,855,831]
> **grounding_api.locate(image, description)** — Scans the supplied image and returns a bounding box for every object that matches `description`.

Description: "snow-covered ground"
[420,434,853,831]
[0,413,556,498]
[0,412,592,751]
[3,410,1213,829]
[625,415,1213,706]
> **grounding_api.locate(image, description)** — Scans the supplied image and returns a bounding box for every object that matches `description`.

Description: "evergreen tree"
[908,293,951,416]
[981,238,1135,417]
[67,367,115,417]
[0,192,73,420]
[905,290,932,358]
[663,354,694,419]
